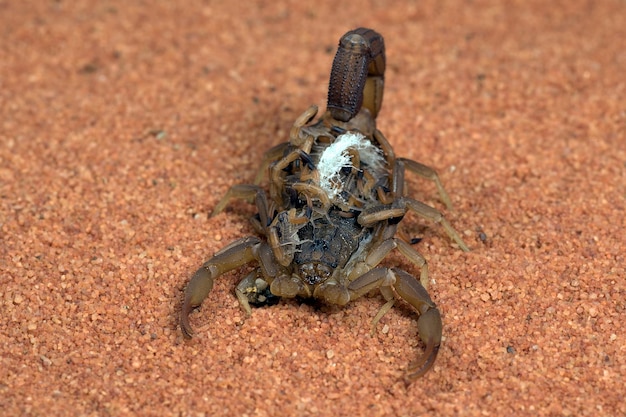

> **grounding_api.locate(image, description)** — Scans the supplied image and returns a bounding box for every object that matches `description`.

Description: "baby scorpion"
[180,28,469,380]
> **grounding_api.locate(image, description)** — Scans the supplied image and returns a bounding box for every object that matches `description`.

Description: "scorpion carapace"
[180,28,469,381]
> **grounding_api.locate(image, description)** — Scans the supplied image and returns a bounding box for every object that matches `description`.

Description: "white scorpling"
[316,132,386,204]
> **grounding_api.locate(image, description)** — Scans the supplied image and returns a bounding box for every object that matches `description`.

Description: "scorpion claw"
[180,237,261,339]
[406,308,442,379]
[180,265,216,339]
[180,304,195,339]
[389,268,442,379]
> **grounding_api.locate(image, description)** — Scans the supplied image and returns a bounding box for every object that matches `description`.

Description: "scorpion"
[180,28,469,380]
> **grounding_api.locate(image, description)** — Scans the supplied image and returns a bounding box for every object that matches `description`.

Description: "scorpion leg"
[372,129,396,166]
[402,197,470,252]
[397,158,455,210]
[345,235,428,326]
[291,182,332,213]
[394,238,429,288]
[181,236,261,338]
[253,106,318,185]
[347,236,427,288]
[235,267,281,314]
[211,184,271,229]
[357,205,405,226]
[328,28,385,122]
[348,267,442,379]
[235,270,260,316]
[269,148,317,207]
[267,208,309,267]
[357,197,469,252]
[254,142,289,185]
[289,105,318,151]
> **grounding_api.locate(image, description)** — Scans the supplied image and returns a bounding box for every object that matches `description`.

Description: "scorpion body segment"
[328,27,386,122]
[180,28,469,382]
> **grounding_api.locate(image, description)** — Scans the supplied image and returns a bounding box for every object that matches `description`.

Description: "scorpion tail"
[328,28,385,122]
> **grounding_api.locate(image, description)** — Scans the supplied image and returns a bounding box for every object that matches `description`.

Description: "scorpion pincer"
[180,28,469,381]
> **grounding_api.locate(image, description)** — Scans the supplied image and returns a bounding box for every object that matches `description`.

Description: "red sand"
[2,1,624,416]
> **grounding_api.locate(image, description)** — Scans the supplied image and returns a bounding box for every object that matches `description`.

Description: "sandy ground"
[1,1,625,416]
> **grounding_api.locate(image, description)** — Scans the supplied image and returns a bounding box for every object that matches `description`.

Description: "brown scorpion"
[180,28,469,381]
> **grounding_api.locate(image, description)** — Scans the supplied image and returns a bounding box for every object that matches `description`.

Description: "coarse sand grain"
[1,1,624,416]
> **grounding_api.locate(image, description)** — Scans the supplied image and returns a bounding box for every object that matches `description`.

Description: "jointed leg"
[269,148,317,206]
[372,129,396,166]
[267,208,309,267]
[181,235,287,338]
[357,197,469,252]
[328,28,385,122]
[254,142,289,185]
[211,184,271,229]
[291,183,332,213]
[254,106,318,185]
[235,270,280,315]
[235,270,260,316]
[346,234,427,287]
[403,198,469,252]
[347,266,442,380]
[391,268,442,380]
[397,157,454,210]
[289,105,318,151]
[181,236,261,338]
